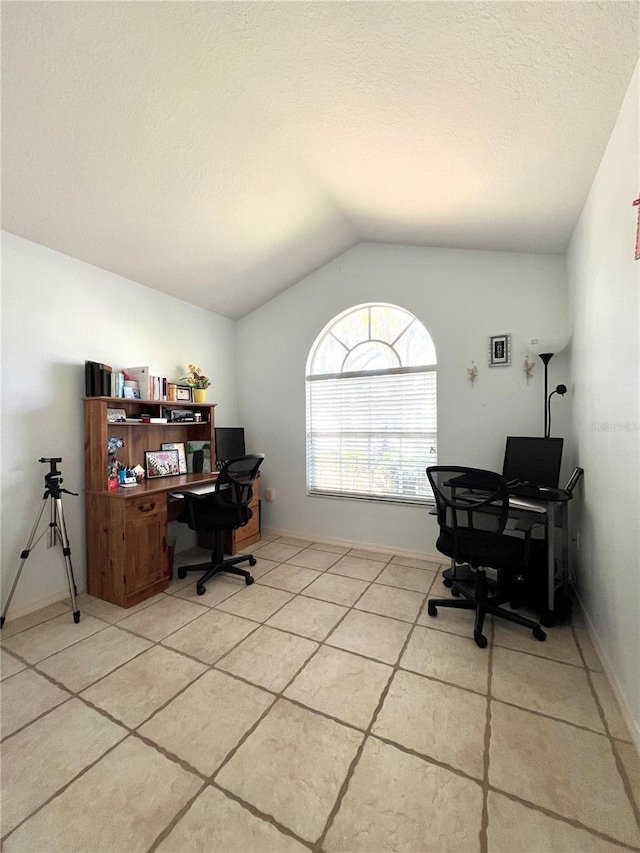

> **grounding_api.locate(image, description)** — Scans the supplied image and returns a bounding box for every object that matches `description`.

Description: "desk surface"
[88,472,218,499]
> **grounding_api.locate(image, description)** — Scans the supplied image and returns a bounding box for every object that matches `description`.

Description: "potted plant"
[180,364,211,403]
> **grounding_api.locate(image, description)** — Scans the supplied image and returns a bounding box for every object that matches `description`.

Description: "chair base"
[429,565,546,648]
[178,553,257,596]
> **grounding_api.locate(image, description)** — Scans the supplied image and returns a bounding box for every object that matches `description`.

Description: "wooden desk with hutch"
[83,397,260,608]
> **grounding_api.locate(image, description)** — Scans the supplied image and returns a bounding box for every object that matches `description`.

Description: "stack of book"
[84,362,173,401]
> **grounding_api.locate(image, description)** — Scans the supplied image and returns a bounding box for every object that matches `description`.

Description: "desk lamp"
[528,336,568,437]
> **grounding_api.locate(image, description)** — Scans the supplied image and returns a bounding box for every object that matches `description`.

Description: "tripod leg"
[54,498,81,624]
[1,499,49,629]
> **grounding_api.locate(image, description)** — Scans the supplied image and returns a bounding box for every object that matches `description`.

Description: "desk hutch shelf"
[83,396,218,608]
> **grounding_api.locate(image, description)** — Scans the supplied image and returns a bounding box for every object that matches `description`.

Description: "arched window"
[306,303,437,504]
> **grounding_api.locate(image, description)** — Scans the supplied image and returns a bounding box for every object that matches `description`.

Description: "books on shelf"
[85,361,112,397]
[84,360,182,402]
[125,366,151,400]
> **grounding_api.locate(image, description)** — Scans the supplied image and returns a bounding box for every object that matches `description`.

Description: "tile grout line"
[485,784,640,852]
[479,617,496,853]
[315,579,425,850]
[573,622,640,833]
[2,537,637,851]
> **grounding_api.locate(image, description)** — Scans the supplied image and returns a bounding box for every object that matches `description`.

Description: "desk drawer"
[235,508,259,544]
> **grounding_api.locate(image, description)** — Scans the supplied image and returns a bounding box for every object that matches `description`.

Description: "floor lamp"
[529,338,568,437]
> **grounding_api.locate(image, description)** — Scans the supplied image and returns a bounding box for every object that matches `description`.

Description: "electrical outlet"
[264,488,275,502]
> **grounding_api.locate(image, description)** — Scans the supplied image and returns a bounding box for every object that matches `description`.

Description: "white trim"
[575,593,640,751]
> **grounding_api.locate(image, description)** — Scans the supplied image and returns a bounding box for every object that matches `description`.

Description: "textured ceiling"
[2,2,638,318]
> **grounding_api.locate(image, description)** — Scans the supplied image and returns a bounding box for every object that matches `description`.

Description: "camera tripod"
[1,458,81,629]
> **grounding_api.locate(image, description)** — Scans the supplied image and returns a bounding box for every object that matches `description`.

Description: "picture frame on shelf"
[489,334,511,367]
[161,441,187,474]
[123,387,141,399]
[106,408,127,423]
[176,384,192,402]
[145,449,180,479]
[169,409,195,422]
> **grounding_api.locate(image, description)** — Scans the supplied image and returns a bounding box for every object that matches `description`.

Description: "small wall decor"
[633,194,640,259]
[523,357,535,382]
[489,334,511,367]
[467,361,478,384]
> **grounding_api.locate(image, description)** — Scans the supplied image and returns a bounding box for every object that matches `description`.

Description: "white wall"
[237,243,569,555]
[566,62,640,741]
[1,232,238,615]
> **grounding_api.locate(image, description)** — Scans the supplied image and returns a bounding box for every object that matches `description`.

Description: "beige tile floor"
[1,534,639,853]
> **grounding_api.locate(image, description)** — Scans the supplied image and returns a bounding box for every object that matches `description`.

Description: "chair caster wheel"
[443,578,453,588]
[248,557,257,567]
[196,585,206,596]
[245,576,254,585]
[474,632,488,649]
[178,568,187,580]
[451,587,461,597]
[533,627,547,642]
[427,602,437,617]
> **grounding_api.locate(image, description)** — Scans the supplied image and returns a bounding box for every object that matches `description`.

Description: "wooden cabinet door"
[124,498,168,600]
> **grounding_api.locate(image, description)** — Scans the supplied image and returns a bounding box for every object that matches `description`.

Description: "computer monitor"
[502,436,564,488]
[214,427,246,465]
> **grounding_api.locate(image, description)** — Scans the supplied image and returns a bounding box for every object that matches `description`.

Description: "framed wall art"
[489,334,511,367]
[145,449,180,479]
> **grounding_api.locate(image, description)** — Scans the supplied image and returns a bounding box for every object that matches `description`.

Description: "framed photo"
[176,384,192,402]
[169,409,194,422]
[489,334,511,367]
[161,441,187,474]
[123,387,141,399]
[145,449,180,479]
[106,407,126,423]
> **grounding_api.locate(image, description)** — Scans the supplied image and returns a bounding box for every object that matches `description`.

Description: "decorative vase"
[193,388,207,403]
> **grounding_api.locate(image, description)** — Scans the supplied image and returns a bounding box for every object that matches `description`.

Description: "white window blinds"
[306,366,437,504]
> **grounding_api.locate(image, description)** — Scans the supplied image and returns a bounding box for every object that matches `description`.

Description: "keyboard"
[170,482,217,499]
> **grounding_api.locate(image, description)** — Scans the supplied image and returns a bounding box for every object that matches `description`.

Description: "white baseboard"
[2,588,85,623]
[261,526,443,565]
[575,594,640,753]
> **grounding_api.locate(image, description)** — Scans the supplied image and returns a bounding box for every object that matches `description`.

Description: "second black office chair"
[426,466,546,648]
[177,454,264,596]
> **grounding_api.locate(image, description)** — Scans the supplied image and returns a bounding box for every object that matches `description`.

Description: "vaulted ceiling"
[2,2,638,318]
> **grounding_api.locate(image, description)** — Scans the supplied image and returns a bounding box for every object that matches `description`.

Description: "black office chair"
[426,466,546,648]
[176,454,264,596]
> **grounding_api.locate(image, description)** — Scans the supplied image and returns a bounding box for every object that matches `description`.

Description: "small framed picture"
[176,385,192,402]
[161,441,187,474]
[107,408,127,423]
[145,449,180,479]
[489,334,511,367]
[123,387,141,399]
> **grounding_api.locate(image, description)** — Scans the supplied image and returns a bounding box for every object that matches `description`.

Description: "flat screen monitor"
[215,427,246,464]
[502,436,564,488]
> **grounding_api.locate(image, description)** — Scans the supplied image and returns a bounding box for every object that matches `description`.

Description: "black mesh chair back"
[177,454,264,596]
[183,454,263,532]
[426,465,546,647]
[427,466,514,570]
